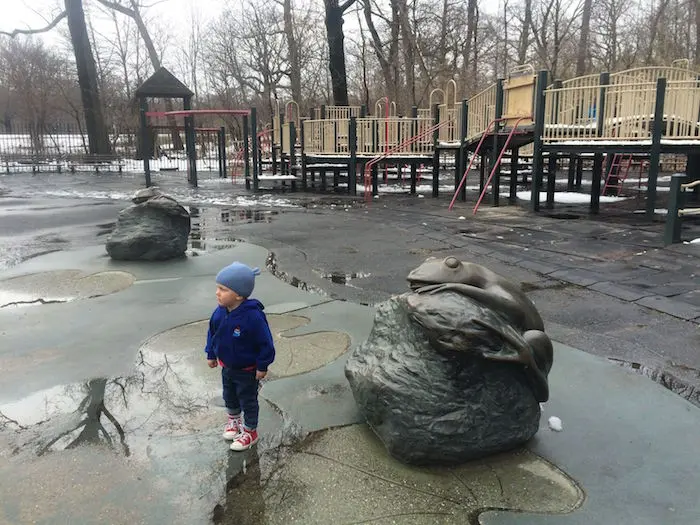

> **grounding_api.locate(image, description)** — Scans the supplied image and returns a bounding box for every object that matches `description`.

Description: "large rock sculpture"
[106,188,191,261]
[345,256,554,465]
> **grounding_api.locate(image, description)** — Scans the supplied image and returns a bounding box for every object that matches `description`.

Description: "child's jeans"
[221,367,259,429]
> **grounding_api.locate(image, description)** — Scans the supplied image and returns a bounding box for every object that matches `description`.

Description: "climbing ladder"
[601,154,644,196]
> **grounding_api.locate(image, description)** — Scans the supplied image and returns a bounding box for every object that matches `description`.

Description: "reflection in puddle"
[187,206,280,252]
[0,348,218,453]
[319,271,371,286]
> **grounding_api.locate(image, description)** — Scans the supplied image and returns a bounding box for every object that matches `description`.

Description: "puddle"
[265,252,327,295]
[187,206,279,252]
[547,213,581,220]
[318,270,371,286]
[0,316,322,523]
[217,424,583,525]
[608,358,700,408]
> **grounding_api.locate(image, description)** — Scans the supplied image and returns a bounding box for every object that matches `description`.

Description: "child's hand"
[207,359,218,368]
[256,370,267,380]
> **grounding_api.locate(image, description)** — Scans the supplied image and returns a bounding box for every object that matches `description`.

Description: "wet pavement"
[1,170,700,523]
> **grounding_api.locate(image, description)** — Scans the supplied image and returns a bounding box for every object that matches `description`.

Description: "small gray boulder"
[106,195,190,261]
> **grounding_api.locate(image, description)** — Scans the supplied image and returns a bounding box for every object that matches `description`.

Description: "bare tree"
[645,0,672,63]
[0,39,70,152]
[363,0,401,105]
[518,0,533,65]
[277,0,302,105]
[575,0,594,75]
[0,0,112,153]
[530,0,584,79]
[96,0,184,150]
[324,0,357,105]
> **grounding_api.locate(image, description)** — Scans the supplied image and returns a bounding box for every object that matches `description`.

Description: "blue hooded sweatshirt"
[204,299,275,371]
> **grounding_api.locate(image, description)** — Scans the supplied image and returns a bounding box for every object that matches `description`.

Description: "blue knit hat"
[215,262,260,297]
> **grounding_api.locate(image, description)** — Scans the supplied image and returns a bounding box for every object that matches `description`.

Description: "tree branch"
[94,0,136,18]
[340,0,357,13]
[0,11,67,38]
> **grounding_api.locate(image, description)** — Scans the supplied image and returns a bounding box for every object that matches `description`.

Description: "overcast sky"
[2,0,223,45]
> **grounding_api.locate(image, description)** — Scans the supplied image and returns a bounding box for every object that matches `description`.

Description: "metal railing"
[466,83,498,142]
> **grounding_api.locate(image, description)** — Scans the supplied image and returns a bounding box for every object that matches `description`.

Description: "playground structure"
[131,66,700,242]
[255,63,700,215]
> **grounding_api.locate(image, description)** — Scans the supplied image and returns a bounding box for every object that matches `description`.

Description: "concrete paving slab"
[548,269,602,287]
[588,281,654,302]
[634,294,700,321]
[479,342,700,525]
[224,424,581,524]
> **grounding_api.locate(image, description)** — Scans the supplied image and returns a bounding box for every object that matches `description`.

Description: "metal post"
[289,121,297,191]
[372,119,379,195]
[510,147,519,202]
[218,126,227,178]
[243,115,250,190]
[271,118,277,175]
[300,120,307,190]
[349,116,357,195]
[139,97,151,187]
[646,78,667,218]
[576,156,583,189]
[432,103,440,198]
[410,106,418,194]
[279,113,286,176]
[567,154,576,191]
[492,79,504,206]
[546,80,562,209]
[590,72,610,212]
[458,99,468,201]
[664,174,685,244]
[530,70,548,211]
[251,107,259,191]
[372,164,379,196]
[183,96,197,187]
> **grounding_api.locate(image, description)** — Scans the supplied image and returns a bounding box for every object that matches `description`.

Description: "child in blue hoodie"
[205,262,275,451]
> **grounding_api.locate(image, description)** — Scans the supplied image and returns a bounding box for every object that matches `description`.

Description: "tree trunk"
[126,0,183,150]
[518,0,532,64]
[364,1,395,103]
[646,0,670,64]
[695,0,700,65]
[398,0,416,106]
[463,0,478,94]
[65,0,111,154]
[576,0,593,76]
[283,0,302,105]
[324,0,354,106]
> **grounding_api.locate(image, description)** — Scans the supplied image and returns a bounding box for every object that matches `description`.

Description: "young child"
[204,262,275,451]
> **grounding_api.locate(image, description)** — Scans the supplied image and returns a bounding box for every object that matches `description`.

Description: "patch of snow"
[516,191,628,203]
[548,416,563,432]
[633,208,668,215]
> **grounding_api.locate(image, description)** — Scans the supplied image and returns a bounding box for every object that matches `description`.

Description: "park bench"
[1,153,63,173]
[65,153,125,173]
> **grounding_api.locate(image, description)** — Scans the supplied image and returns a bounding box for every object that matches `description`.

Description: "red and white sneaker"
[230,428,258,451]
[222,415,243,440]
